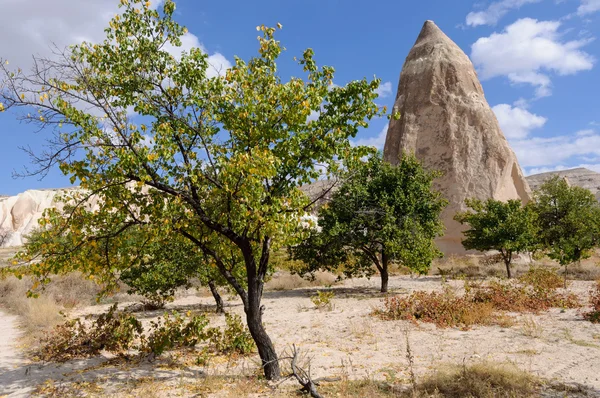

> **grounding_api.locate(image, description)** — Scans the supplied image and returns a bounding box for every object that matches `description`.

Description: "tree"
[454,198,538,278]
[531,176,600,288]
[24,220,229,312]
[0,228,12,247]
[291,153,446,293]
[1,0,384,379]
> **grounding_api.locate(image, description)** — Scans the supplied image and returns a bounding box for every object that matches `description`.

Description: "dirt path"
[0,310,30,397]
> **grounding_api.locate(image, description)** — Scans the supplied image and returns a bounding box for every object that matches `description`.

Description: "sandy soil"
[1,275,599,396]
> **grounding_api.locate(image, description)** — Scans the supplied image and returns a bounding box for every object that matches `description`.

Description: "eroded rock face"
[383,20,531,254]
[526,168,600,200]
[0,189,68,247]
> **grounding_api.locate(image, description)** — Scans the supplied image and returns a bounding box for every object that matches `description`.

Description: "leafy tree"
[531,176,600,287]
[24,220,228,312]
[454,198,538,279]
[0,0,384,379]
[291,153,446,293]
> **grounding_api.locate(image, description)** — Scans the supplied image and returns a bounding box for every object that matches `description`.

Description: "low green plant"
[142,311,209,356]
[39,304,142,362]
[519,266,564,293]
[310,290,335,310]
[207,313,255,355]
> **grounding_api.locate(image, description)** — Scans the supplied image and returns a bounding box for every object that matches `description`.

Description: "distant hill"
[526,168,600,200]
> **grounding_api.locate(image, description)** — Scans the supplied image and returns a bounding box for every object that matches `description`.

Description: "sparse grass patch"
[414,362,541,397]
[520,316,543,338]
[265,270,337,291]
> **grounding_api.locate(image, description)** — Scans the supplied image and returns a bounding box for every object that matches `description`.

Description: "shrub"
[584,281,600,323]
[39,304,142,362]
[142,311,209,356]
[310,290,335,310]
[206,314,255,356]
[377,287,496,329]
[472,281,580,312]
[518,266,564,293]
[376,279,581,329]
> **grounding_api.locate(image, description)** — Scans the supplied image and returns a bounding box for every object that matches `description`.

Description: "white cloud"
[492,104,547,139]
[511,129,600,167]
[471,18,595,97]
[0,1,230,79]
[352,124,388,149]
[578,0,600,15]
[466,0,542,27]
[375,81,393,98]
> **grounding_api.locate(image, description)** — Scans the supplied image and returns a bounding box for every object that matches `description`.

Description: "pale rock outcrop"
[526,168,600,200]
[383,21,531,254]
[0,189,70,247]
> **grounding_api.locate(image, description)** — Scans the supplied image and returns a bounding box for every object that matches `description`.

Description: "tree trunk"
[502,250,512,279]
[208,280,224,314]
[245,277,280,380]
[564,264,568,289]
[380,249,390,293]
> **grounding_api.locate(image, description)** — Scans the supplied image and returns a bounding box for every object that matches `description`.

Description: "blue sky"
[1,0,599,195]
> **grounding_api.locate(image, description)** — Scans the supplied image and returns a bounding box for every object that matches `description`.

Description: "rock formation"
[526,168,600,200]
[383,20,531,254]
[0,189,60,247]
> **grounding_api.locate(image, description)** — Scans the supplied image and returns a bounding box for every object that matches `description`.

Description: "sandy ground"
[1,275,600,396]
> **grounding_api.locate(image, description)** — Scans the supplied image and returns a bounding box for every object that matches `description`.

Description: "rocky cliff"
[383,20,531,254]
[0,188,72,247]
[526,168,600,200]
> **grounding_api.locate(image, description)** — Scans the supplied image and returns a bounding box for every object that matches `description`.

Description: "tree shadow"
[0,355,205,397]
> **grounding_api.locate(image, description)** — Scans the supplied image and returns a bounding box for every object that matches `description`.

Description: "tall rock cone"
[383,20,531,254]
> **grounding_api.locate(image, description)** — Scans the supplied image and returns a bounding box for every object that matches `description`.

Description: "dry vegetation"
[2,255,600,397]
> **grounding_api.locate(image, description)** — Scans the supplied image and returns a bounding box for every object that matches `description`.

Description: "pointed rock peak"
[415,20,452,46]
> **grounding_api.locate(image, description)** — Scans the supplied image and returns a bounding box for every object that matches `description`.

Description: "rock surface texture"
[0,188,73,247]
[383,20,531,254]
[526,168,600,201]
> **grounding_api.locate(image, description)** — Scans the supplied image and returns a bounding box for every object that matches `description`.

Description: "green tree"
[532,176,600,287]
[291,153,446,293]
[454,198,538,279]
[24,220,229,312]
[1,0,384,379]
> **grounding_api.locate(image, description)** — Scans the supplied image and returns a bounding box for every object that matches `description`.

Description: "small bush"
[377,287,497,329]
[519,266,564,293]
[377,279,580,328]
[206,314,255,355]
[39,304,142,362]
[584,280,600,323]
[142,311,209,356]
[310,290,335,310]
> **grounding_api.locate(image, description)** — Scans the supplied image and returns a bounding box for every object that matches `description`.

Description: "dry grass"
[265,270,337,291]
[432,253,600,281]
[520,316,543,338]
[413,362,541,397]
[0,272,103,344]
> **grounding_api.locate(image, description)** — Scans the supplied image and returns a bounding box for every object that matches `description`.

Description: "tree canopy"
[1,0,386,379]
[454,198,538,278]
[291,153,447,293]
[532,176,600,286]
